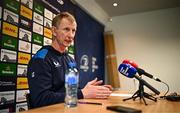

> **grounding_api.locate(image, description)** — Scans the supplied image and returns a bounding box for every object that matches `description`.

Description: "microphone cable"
[159,80,170,99]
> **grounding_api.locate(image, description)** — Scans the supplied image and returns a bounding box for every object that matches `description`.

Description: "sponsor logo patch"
[2,22,18,37]
[34,1,44,15]
[44,37,52,46]
[16,90,29,102]
[20,5,32,20]
[19,28,31,42]
[20,18,32,29]
[44,27,52,39]
[17,77,29,89]
[33,22,43,35]
[17,65,27,76]
[0,91,15,105]
[0,77,16,91]
[33,12,43,25]
[44,8,53,20]
[32,33,43,45]
[3,9,19,25]
[0,49,17,63]
[18,40,31,53]
[4,0,19,13]
[2,35,18,50]
[18,52,31,64]
[16,102,28,112]
[0,63,16,76]
[44,18,52,28]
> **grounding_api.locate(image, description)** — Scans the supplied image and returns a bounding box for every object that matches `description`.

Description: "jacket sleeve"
[27,58,83,108]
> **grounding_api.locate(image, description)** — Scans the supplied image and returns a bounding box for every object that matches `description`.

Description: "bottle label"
[65,73,78,85]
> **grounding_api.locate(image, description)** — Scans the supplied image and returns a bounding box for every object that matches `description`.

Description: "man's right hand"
[81,78,112,99]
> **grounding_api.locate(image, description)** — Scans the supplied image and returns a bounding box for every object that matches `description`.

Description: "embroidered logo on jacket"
[53,61,61,68]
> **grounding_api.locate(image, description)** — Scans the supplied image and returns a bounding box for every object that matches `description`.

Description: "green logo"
[0,63,16,76]
[32,33,43,45]
[4,0,20,13]
[34,1,44,15]
[2,35,18,50]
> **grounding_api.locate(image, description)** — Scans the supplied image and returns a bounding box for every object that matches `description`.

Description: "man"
[27,12,112,108]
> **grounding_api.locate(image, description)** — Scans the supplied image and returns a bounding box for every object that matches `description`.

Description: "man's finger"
[103,85,113,91]
[92,80,103,85]
[87,78,97,85]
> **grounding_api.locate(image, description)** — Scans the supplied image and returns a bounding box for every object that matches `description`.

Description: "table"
[22,91,180,113]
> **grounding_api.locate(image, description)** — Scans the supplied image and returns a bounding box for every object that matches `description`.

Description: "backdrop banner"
[75,7,105,88]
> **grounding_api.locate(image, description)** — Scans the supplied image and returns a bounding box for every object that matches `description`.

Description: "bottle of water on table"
[65,62,79,108]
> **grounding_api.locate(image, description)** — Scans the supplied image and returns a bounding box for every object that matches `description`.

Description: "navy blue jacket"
[27,46,83,108]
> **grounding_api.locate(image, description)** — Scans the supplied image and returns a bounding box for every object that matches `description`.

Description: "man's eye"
[72,29,76,32]
[64,28,69,31]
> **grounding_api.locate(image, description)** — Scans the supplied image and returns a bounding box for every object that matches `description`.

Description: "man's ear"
[52,26,57,37]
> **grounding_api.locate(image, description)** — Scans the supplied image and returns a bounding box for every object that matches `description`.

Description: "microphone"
[118,63,160,95]
[122,59,161,82]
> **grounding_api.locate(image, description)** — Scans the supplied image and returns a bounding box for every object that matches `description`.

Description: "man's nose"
[68,31,75,39]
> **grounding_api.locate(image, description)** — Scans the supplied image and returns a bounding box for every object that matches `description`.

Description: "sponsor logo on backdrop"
[3,9,19,25]
[0,49,17,63]
[21,0,33,9]
[80,55,89,72]
[19,28,31,42]
[18,40,31,53]
[44,8,53,20]
[17,77,29,89]
[2,22,18,37]
[20,5,32,20]
[0,63,16,76]
[32,33,43,45]
[44,37,52,46]
[2,35,18,50]
[79,55,99,72]
[32,44,42,54]
[20,18,32,29]
[92,57,98,72]
[0,7,2,19]
[0,109,9,113]
[0,91,15,105]
[0,77,16,91]
[16,90,29,102]
[18,52,31,64]
[4,0,19,13]
[44,27,52,39]
[33,12,43,25]
[17,65,27,76]
[16,102,28,112]
[34,1,44,15]
[33,22,43,35]
[44,18,52,28]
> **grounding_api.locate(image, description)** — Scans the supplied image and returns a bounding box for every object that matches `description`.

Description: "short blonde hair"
[52,12,76,28]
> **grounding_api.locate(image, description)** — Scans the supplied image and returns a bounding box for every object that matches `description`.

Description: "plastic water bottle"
[65,62,79,108]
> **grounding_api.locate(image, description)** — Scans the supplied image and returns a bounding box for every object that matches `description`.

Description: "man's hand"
[81,78,112,99]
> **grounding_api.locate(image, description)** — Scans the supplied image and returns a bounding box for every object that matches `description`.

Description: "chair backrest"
[26,93,32,109]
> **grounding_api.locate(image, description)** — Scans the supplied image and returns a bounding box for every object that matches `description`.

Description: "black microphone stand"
[123,75,157,105]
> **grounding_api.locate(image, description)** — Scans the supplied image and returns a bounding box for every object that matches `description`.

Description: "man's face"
[52,18,77,48]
